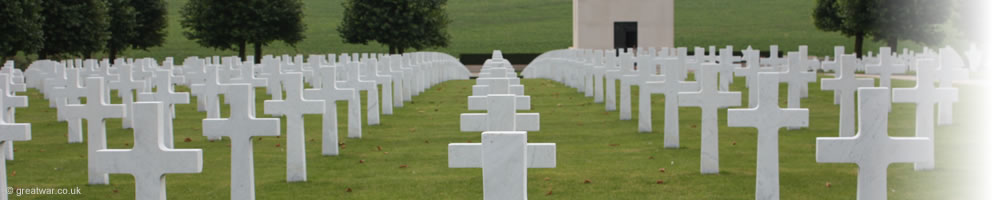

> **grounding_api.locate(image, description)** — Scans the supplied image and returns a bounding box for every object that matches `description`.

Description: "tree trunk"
[254,42,263,64]
[109,48,118,64]
[887,35,898,53]
[854,31,864,59]
[238,42,247,61]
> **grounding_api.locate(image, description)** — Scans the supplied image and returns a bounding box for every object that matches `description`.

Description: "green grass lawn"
[96,0,939,62]
[4,74,984,199]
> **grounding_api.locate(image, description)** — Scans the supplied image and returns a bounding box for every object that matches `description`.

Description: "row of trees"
[1,0,167,62]
[181,0,451,63]
[813,0,955,57]
[2,0,452,65]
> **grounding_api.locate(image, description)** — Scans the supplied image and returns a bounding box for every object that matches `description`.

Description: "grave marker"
[63,77,125,185]
[728,72,809,200]
[816,87,931,200]
[892,58,957,170]
[264,72,324,182]
[94,102,202,200]
[203,84,280,200]
[679,63,741,174]
[448,131,556,200]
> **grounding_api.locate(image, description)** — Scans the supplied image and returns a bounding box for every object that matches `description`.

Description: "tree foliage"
[181,0,306,62]
[338,0,451,54]
[248,0,306,63]
[105,0,139,62]
[814,0,953,56]
[181,0,246,53]
[129,0,169,50]
[872,0,952,51]
[813,0,880,58]
[0,0,44,59]
[39,0,111,59]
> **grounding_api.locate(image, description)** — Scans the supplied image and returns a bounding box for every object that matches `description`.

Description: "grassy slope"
[6,74,983,199]
[117,0,918,62]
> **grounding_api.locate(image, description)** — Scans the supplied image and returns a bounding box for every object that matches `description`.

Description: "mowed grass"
[107,0,925,62]
[4,73,984,199]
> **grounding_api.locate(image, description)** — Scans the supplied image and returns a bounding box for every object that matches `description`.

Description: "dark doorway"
[614,22,638,51]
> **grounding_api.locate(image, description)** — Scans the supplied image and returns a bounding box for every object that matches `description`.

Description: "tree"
[105,0,139,62]
[39,0,111,59]
[182,0,306,63]
[128,0,169,51]
[0,0,44,62]
[338,0,451,54]
[105,0,168,63]
[181,0,249,59]
[871,0,952,52]
[813,0,880,58]
[247,0,306,64]
[952,0,982,43]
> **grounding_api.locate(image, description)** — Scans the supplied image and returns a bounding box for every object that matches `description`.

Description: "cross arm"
[468,96,530,111]
[0,123,30,141]
[448,143,556,168]
[886,137,933,164]
[815,137,858,163]
[890,88,918,104]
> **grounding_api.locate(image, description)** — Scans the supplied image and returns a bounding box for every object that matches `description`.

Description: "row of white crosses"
[21,59,200,199]
[0,61,31,200]
[817,46,972,199]
[15,51,469,199]
[451,51,555,200]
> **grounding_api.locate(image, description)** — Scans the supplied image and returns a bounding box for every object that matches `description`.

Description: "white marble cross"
[728,72,809,200]
[304,67,355,155]
[603,50,622,111]
[368,58,395,115]
[735,47,764,107]
[260,57,284,100]
[388,55,407,107]
[62,77,125,185]
[387,55,406,107]
[472,76,524,97]
[52,68,87,143]
[617,52,639,120]
[190,65,226,141]
[934,47,969,125]
[635,54,664,132]
[0,87,29,200]
[821,55,874,137]
[647,57,699,148]
[264,72,324,182]
[94,102,202,200]
[761,45,783,67]
[461,94,538,132]
[448,131,556,200]
[892,58,957,170]
[817,87,932,200]
[678,63,742,174]
[965,44,983,72]
[588,50,606,103]
[137,70,190,148]
[336,63,374,138]
[717,46,739,91]
[821,46,846,104]
[203,84,279,200]
[0,74,26,161]
[865,47,907,89]
[777,52,816,130]
[230,60,267,87]
[108,63,146,129]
